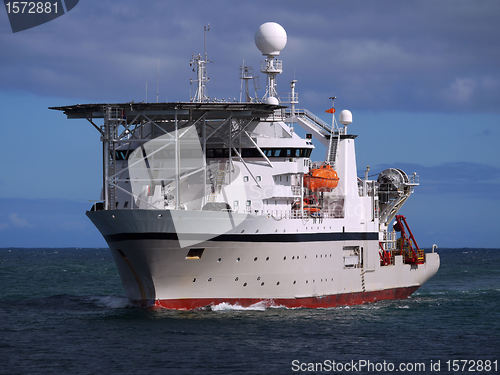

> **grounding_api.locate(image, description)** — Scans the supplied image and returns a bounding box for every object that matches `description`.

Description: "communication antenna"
[204,24,210,61]
[190,24,211,102]
[156,60,160,103]
[254,22,287,103]
[239,61,258,102]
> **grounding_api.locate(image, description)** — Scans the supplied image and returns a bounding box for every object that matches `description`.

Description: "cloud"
[0,212,32,230]
[0,198,105,247]
[9,213,31,228]
[444,78,476,104]
[1,0,500,111]
[441,76,500,107]
[479,129,493,137]
[370,162,500,198]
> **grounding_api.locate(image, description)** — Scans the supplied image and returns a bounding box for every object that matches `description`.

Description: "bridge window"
[205,147,312,159]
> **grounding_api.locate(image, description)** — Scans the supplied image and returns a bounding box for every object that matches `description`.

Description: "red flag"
[325,108,335,113]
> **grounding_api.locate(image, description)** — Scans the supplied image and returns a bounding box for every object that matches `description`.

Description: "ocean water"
[0,248,499,375]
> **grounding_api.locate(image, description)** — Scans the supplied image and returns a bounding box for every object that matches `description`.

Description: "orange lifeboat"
[292,196,320,213]
[303,164,339,192]
[292,196,321,217]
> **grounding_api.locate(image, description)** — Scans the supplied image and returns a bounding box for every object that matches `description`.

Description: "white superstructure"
[51,23,439,309]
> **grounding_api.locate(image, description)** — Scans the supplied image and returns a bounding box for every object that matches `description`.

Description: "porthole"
[243,282,247,287]
[283,256,286,260]
[193,278,196,282]
[260,282,264,286]
[305,255,307,259]
[257,276,261,281]
[276,281,280,285]
[208,277,212,282]
[292,256,295,260]
[293,280,296,284]
[235,277,239,281]
[254,257,258,261]
[266,256,269,261]
[157,214,162,218]
[237,257,240,262]
[217,258,222,262]
[306,280,309,284]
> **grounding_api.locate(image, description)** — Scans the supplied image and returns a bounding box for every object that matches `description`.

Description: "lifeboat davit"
[303,164,339,192]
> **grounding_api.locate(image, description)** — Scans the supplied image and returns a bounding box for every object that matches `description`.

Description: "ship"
[51,22,439,310]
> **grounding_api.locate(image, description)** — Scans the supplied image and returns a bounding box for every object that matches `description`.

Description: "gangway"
[285,108,332,147]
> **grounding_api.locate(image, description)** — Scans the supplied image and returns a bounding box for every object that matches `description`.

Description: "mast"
[190,25,210,103]
[255,22,287,102]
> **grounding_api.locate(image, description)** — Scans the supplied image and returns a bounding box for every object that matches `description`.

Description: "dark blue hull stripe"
[104,232,379,243]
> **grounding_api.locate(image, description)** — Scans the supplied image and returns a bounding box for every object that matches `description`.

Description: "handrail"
[290,108,332,134]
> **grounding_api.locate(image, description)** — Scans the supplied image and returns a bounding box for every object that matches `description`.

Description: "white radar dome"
[264,96,280,105]
[255,22,287,56]
[339,109,352,126]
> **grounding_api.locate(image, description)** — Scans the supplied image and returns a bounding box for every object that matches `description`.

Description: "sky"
[0,0,499,247]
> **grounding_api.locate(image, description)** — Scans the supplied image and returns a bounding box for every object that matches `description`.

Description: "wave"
[86,295,132,309]
[0,294,133,311]
[209,301,285,311]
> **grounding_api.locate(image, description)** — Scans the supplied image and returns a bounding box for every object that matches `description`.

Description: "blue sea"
[0,248,499,375]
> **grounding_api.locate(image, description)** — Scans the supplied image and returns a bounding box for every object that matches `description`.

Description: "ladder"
[327,133,340,167]
[215,168,226,193]
[104,106,125,209]
[207,161,227,202]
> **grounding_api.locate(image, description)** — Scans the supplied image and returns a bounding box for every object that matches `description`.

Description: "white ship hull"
[89,209,440,309]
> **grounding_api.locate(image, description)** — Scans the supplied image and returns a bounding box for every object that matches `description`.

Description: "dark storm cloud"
[0,0,499,111]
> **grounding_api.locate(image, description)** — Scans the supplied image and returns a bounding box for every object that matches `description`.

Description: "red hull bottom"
[150,286,420,310]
